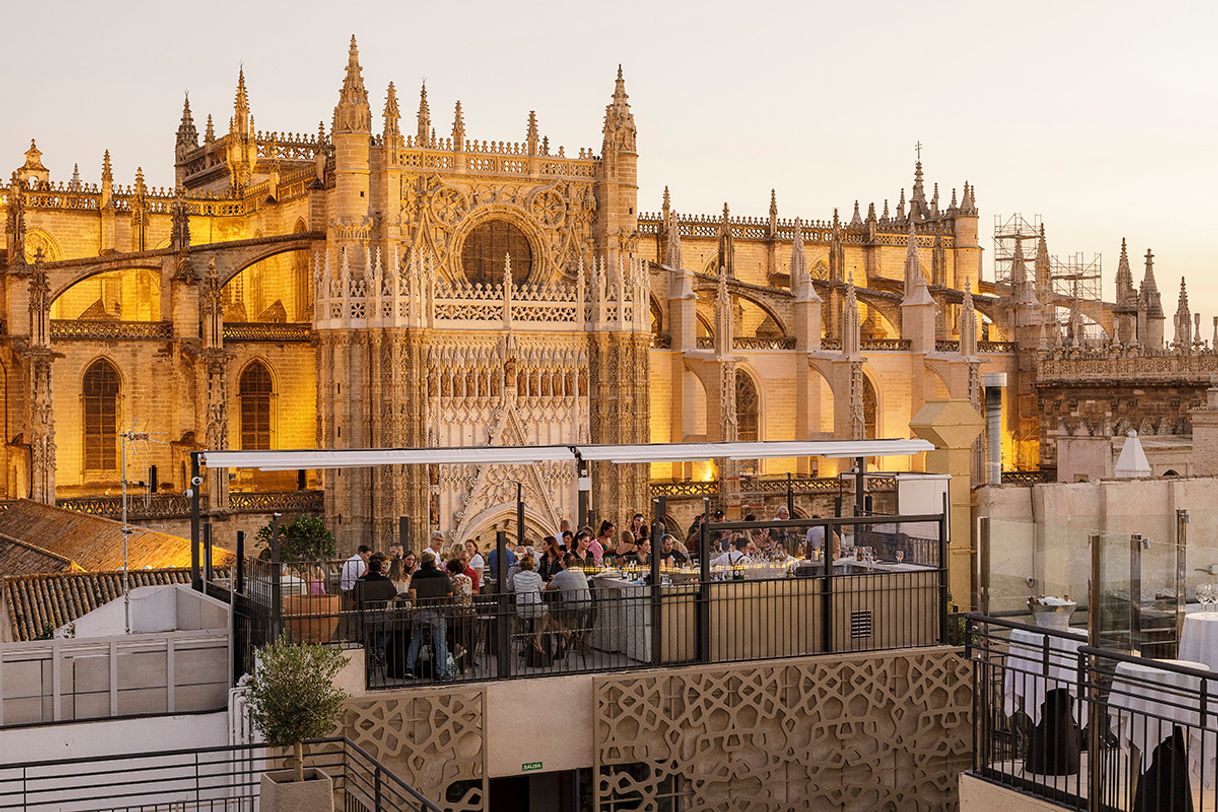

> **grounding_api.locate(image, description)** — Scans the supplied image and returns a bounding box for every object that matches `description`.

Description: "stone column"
[910,399,984,610]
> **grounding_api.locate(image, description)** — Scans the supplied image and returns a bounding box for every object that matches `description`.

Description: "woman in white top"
[511,555,548,651]
[464,539,485,577]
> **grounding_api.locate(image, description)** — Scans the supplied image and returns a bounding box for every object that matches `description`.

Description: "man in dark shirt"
[355,554,398,661]
[659,534,690,567]
[405,550,455,681]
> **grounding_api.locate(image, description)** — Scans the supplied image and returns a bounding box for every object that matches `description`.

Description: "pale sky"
[4,0,1216,321]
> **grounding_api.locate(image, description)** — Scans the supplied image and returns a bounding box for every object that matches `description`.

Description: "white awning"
[200,439,933,471]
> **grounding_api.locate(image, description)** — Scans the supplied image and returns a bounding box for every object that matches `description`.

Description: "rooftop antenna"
[119,420,166,635]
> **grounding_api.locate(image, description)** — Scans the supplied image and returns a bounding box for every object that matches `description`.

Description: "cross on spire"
[915,140,923,161]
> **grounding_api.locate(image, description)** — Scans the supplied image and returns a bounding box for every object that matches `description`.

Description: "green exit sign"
[522,761,543,772]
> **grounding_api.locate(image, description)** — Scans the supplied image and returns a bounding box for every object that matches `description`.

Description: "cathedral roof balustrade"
[1038,347,1218,384]
[222,322,312,343]
[977,340,1018,353]
[49,319,173,341]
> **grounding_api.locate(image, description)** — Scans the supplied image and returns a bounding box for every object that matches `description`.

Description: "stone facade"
[2,38,1176,552]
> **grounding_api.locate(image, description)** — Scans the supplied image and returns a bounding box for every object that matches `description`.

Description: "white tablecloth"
[1108,658,1218,785]
[1179,612,1218,672]
[1001,627,1087,725]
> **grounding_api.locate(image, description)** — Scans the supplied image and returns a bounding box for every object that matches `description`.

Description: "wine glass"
[1199,583,1216,609]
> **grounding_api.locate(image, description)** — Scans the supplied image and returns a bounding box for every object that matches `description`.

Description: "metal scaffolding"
[991,213,1042,286]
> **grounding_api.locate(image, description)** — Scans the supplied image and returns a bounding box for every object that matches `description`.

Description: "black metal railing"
[228,513,949,690]
[967,614,1218,811]
[0,736,439,811]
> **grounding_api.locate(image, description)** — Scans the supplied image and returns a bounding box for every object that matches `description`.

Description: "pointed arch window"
[83,359,120,471]
[239,362,273,450]
[461,220,532,286]
[736,372,760,443]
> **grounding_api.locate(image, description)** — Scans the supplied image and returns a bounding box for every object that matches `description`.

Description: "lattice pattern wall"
[343,688,486,812]
[594,649,972,811]
[341,648,971,811]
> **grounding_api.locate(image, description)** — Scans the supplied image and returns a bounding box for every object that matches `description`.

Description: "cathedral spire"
[232,67,251,137]
[333,36,370,134]
[204,114,215,143]
[850,200,862,227]
[101,149,113,183]
[1142,248,1164,318]
[383,82,401,140]
[416,82,431,146]
[896,188,906,221]
[1174,276,1192,348]
[909,158,929,221]
[602,64,636,155]
[1114,237,1136,307]
[902,223,933,305]
[959,181,977,215]
[177,93,198,153]
[1033,223,1050,303]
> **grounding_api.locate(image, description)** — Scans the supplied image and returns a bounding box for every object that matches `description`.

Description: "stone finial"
[1030,223,1048,305]
[901,223,933,306]
[1141,248,1164,318]
[602,64,636,154]
[790,217,819,303]
[850,200,862,227]
[416,81,431,145]
[232,67,252,137]
[960,276,978,358]
[383,82,401,137]
[452,100,465,145]
[842,272,861,359]
[959,181,977,215]
[881,199,890,220]
[867,202,876,223]
[661,185,671,222]
[204,114,215,143]
[70,162,80,190]
[909,158,929,221]
[526,110,539,154]
[949,187,958,212]
[1174,276,1192,348]
[177,93,198,151]
[896,188,906,221]
[1114,237,1136,308]
[664,208,683,270]
[333,36,370,133]
[101,149,113,183]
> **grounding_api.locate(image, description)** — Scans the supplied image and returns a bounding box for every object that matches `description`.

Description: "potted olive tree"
[246,639,349,810]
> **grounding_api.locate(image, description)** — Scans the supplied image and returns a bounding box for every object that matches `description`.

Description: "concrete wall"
[0,709,227,764]
[65,584,228,638]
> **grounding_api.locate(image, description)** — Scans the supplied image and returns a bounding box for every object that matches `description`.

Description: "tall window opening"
[83,359,120,471]
[239,361,273,450]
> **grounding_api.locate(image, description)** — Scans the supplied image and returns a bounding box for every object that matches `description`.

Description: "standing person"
[486,542,518,584]
[388,555,412,595]
[340,545,372,593]
[464,539,485,578]
[445,558,474,672]
[427,531,446,562]
[355,554,397,662]
[404,550,455,682]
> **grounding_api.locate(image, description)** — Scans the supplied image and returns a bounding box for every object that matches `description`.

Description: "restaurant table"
[1001,626,1087,775]
[1108,658,1218,810]
[1178,612,1218,672]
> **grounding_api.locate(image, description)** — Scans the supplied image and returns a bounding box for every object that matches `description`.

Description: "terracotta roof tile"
[0,499,232,572]
[1,568,220,641]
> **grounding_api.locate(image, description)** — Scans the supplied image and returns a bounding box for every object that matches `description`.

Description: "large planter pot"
[260,767,334,811]
[283,594,340,643]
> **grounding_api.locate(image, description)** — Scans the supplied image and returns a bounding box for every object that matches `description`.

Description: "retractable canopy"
[199,439,933,471]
